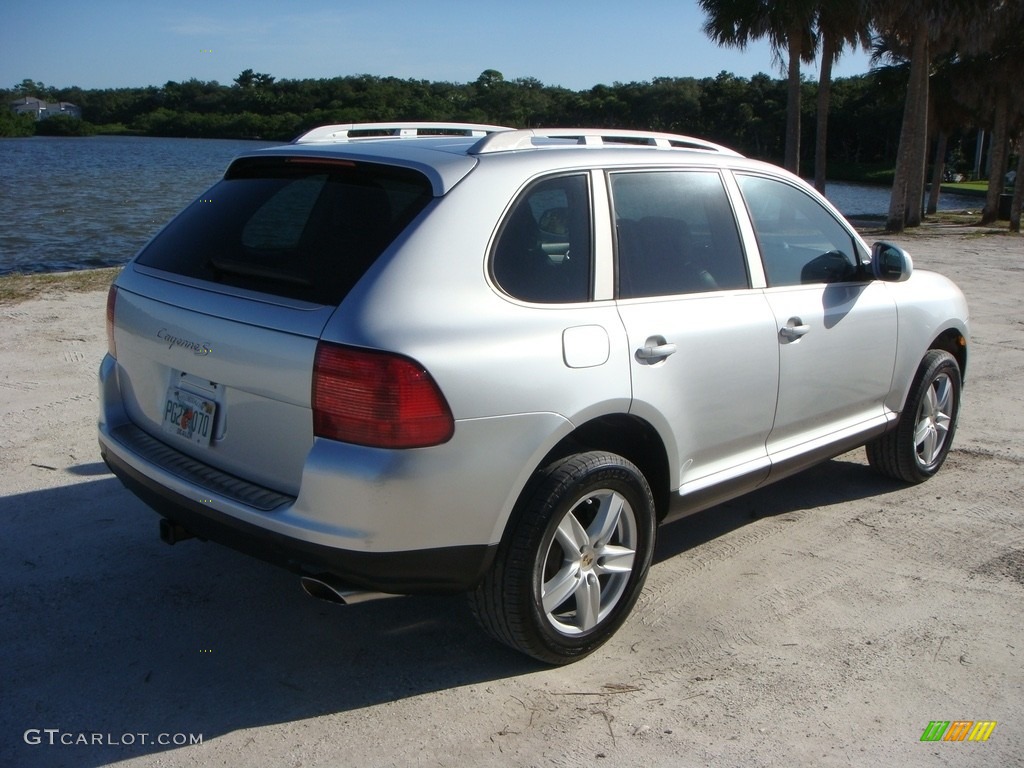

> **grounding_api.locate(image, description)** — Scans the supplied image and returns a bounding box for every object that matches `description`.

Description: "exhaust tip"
[300,574,349,604]
[300,574,396,605]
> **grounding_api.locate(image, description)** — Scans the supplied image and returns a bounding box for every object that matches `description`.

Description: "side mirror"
[870,241,913,282]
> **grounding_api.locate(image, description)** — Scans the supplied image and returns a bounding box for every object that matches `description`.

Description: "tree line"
[0,69,913,175]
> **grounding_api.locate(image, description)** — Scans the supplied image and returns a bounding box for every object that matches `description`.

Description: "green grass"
[940,181,989,196]
[0,267,119,305]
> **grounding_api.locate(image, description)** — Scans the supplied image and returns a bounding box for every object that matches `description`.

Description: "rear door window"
[610,170,749,298]
[135,156,433,305]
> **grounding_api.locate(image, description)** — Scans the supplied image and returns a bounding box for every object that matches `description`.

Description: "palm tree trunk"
[784,28,803,175]
[886,24,929,232]
[814,33,836,195]
[927,132,948,215]
[1010,129,1023,232]
[904,35,930,228]
[980,92,1010,225]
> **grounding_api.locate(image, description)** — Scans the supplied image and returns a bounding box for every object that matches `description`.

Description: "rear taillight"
[312,342,454,449]
[105,284,118,358]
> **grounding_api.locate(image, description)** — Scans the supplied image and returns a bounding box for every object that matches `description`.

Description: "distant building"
[10,96,82,120]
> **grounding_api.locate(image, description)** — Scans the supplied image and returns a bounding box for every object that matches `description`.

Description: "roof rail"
[293,122,513,144]
[469,128,742,156]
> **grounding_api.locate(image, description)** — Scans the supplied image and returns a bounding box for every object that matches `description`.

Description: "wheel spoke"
[932,377,953,441]
[554,511,590,554]
[542,562,583,613]
[913,417,933,451]
[595,543,635,575]
[923,385,939,419]
[934,376,953,415]
[588,491,626,546]
[574,573,602,631]
[918,426,939,464]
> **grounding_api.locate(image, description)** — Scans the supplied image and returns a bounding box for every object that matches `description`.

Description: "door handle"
[779,317,810,341]
[636,342,678,361]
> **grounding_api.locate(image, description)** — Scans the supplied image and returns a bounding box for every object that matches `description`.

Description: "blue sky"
[3,0,874,92]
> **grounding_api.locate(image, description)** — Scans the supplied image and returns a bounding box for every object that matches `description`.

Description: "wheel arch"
[888,321,968,417]
[929,326,968,384]
[532,414,671,523]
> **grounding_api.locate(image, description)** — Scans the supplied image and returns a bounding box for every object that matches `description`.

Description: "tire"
[470,451,656,664]
[866,349,961,483]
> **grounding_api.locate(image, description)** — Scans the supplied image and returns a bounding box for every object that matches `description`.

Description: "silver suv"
[99,123,968,663]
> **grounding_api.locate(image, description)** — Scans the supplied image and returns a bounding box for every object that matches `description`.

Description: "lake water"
[0,135,984,276]
[0,136,276,275]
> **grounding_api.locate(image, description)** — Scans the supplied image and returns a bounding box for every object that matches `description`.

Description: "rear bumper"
[100,434,496,594]
[98,351,564,595]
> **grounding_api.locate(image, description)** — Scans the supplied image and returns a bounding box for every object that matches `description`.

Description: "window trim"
[590,169,614,301]
[721,170,767,289]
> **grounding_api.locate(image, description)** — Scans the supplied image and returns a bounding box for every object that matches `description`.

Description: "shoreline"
[0,266,120,304]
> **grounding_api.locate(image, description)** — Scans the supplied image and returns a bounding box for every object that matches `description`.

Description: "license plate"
[162,387,216,446]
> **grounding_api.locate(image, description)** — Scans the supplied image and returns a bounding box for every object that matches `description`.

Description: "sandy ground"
[1,225,1022,768]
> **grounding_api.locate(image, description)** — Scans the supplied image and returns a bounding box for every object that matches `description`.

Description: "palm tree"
[699,0,818,174]
[813,0,873,193]
[871,6,932,232]
[923,55,971,216]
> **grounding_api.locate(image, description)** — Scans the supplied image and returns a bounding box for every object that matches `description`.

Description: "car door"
[610,169,779,506]
[733,173,898,470]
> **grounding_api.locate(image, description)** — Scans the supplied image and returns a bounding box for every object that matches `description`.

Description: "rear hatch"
[108,153,436,495]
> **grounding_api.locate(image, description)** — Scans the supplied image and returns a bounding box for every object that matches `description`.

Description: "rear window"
[135,156,433,304]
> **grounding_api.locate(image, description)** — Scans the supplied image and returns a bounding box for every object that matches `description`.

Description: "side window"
[736,174,860,286]
[492,175,591,303]
[610,170,748,299]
